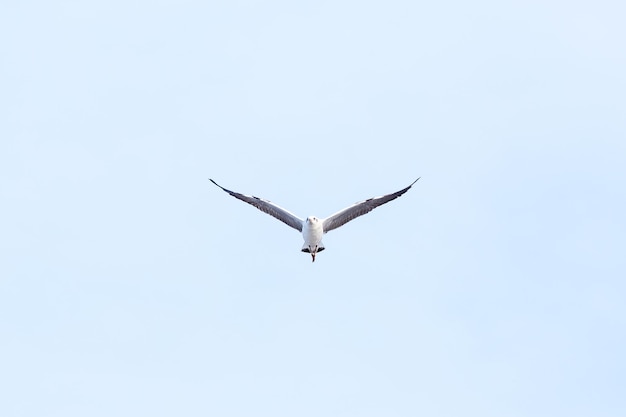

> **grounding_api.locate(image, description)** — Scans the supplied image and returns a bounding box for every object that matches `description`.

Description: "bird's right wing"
[322,178,420,233]
[210,179,303,232]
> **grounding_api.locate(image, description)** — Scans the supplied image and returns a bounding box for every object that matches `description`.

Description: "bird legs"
[302,244,325,262]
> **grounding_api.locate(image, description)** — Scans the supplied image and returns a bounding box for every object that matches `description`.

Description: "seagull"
[209,178,420,262]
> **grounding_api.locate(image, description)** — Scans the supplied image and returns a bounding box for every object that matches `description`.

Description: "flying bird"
[209,178,420,262]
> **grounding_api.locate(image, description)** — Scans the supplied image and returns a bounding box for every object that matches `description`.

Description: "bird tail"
[301,243,325,253]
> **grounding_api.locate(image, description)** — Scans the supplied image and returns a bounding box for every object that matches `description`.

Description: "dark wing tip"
[410,177,421,187]
[209,179,230,193]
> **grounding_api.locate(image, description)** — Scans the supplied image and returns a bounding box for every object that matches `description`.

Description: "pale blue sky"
[1,1,625,416]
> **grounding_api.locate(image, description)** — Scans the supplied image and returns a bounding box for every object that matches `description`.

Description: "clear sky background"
[1,1,625,416]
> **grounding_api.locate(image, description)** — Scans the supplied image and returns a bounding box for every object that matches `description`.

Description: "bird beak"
[311,252,316,262]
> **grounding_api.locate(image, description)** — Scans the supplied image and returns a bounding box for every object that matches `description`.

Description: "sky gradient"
[1,1,625,416]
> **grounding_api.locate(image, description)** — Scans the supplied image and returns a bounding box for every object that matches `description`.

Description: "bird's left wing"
[322,178,420,233]
[210,179,304,232]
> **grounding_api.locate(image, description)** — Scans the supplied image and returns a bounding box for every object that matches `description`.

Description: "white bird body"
[302,216,325,261]
[209,178,419,262]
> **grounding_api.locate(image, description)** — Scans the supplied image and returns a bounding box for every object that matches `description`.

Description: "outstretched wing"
[322,178,420,233]
[210,179,303,232]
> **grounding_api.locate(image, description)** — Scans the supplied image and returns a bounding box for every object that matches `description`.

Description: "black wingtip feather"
[209,178,230,193]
